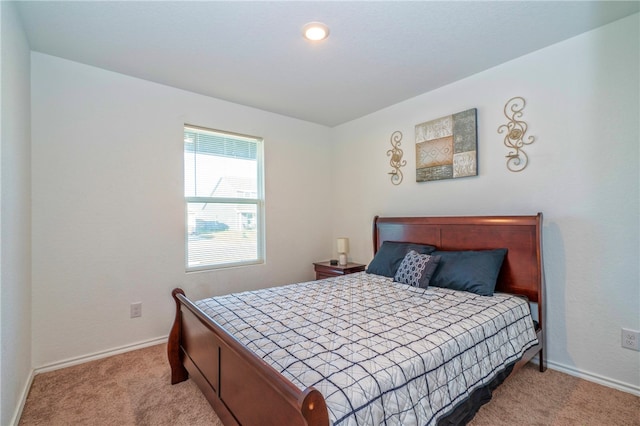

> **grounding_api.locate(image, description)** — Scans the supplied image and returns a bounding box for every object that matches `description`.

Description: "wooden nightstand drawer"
[313,262,366,280]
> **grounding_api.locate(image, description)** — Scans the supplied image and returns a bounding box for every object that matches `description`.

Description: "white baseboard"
[545,359,640,397]
[10,369,35,426]
[34,335,168,374]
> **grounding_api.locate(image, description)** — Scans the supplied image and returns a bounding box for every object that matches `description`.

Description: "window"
[184,125,264,271]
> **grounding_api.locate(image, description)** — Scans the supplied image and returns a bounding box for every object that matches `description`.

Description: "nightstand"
[313,261,366,280]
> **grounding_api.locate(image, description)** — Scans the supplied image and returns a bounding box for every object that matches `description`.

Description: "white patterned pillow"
[394,250,441,288]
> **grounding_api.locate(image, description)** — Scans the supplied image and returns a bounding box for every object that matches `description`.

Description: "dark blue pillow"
[430,249,508,296]
[366,241,436,278]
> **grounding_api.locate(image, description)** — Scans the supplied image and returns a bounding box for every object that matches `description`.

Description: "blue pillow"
[366,241,436,278]
[394,251,441,288]
[430,249,508,296]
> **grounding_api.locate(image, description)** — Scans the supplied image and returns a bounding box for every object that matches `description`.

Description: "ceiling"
[15,1,639,127]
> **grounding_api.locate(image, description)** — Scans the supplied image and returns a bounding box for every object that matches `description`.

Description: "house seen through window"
[184,125,264,271]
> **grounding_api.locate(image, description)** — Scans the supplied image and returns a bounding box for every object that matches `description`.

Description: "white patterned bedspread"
[196,272,538,426]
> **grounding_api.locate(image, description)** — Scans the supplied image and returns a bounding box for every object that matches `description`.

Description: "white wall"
[31,53,334,367]
[0,2,33,424]
[332,14,640,393]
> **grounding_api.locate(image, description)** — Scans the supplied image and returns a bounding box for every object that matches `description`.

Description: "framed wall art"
[415,108,477,182]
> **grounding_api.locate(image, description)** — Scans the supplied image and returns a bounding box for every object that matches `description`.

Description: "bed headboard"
[372,214,544,304]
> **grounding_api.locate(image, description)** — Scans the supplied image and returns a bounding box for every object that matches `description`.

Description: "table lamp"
[337,238,349,266]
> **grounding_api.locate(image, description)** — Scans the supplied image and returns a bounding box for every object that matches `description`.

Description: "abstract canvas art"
[415,108,477,182]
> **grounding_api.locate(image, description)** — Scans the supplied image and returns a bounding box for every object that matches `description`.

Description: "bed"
[168,214,546,425]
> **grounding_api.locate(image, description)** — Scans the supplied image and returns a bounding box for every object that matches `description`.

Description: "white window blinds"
[184,125,264,271]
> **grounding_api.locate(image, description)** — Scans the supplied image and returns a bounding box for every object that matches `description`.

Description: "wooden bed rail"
[168,288,330,426]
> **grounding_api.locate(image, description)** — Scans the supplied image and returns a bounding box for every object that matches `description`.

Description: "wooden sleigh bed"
[168,214,546,425]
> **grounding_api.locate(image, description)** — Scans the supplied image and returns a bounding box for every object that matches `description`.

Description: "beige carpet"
[19,344,221,426]
[19,344,640,425]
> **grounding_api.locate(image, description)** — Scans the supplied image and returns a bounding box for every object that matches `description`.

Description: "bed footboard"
[168,288,329,426]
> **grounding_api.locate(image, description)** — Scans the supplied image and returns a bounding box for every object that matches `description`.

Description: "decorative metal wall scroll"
[387,130,406,185]
[415,108,477,182]
[498,96,536,172]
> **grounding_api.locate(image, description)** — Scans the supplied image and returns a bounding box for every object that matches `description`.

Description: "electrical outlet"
[130,302,142,318]
[621,328,639,351]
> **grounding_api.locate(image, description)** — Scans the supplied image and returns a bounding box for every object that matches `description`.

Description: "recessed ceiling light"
[302,22,330,42]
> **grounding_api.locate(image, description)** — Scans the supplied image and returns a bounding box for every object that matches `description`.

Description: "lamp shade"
[337,238,349,253]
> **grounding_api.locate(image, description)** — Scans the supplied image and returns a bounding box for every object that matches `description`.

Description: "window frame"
[184,124,265,272]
